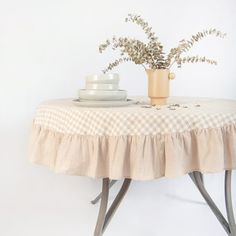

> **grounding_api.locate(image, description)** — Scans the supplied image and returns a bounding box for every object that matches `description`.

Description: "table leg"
[91,180,118,205]
[94,178,109,236]
[94,178,131,236]
[189,171,235,235]
[225,171,236,235]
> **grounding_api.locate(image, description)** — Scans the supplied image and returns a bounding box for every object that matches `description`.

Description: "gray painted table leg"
[93,172,234,235]
[189,171,236,235]
[94,178,109,236]
[189,172,204,186]
[225,170,236,235]
[94,178,131,236]
[102,179,131,232]
[91,180,118,205]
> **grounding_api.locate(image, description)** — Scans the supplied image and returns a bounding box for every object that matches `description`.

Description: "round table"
[29,97,236,236]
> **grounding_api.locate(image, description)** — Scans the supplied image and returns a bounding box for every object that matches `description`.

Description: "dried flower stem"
[99,14,226,72]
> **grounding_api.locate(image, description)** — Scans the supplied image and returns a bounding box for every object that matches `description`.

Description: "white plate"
[79,89,127,101]
[73,99,136,107]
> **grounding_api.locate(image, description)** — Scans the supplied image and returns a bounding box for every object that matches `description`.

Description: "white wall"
[0,0,236,235]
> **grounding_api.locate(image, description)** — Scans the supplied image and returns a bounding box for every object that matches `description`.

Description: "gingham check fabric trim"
[34,97,236,136]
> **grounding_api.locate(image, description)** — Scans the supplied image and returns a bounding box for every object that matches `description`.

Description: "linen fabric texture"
[29,97,236,180]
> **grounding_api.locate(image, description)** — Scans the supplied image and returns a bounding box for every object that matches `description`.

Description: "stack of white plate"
[78,74,127,101]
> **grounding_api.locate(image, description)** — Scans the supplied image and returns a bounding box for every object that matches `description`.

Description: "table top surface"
[34,97,236,136]
[29,97,236,180]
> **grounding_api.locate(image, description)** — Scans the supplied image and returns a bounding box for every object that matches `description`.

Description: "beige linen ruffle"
[29,123,236,180]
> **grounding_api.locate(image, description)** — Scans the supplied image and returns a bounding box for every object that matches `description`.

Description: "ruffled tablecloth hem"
[29,124,236,180]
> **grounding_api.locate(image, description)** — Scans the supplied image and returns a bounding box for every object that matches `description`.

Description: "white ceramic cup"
[86,73,120,84]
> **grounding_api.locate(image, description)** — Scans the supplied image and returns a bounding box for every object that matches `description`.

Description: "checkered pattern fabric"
[34,97,236,136]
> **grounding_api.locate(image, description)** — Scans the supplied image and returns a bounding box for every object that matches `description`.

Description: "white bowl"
[86,73,119,84]
[86,83,119,90]
[79,89,127,101]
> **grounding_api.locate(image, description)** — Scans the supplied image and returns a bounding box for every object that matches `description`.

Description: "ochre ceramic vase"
[146,69,175,105]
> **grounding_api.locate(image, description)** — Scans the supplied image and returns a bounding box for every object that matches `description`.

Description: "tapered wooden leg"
[91,180,118,205]
[93,172,234,235]
[189,171,236,235]
[93,178,131,236]
[94,178,109,236]
[225,171,236,235]
[102,179,131,232]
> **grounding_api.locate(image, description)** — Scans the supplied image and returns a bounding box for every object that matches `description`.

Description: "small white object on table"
[78,73,127,101]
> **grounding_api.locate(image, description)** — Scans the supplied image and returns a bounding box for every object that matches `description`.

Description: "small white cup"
[86,73,120,84]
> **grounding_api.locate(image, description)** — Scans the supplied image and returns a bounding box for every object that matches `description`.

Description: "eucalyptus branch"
[99,14,226,73]
[177,55,217,68]
[102,57,132,74]
[141,64,147,70]
[125,14,163,48]
[168,60,176,70]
